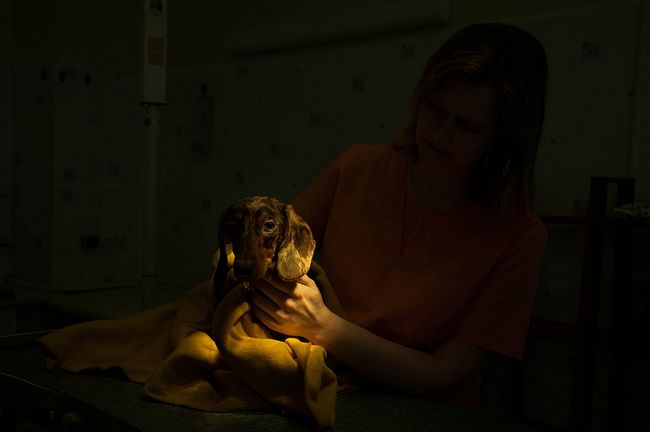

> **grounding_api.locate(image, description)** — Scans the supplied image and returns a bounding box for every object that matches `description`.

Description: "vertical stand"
[140,0,167,308]
[141,104,161,309]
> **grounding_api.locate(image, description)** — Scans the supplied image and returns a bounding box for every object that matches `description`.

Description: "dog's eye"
[263,220,277,232]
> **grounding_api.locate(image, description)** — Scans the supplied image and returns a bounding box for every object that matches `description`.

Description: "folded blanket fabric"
[39,262,346,429]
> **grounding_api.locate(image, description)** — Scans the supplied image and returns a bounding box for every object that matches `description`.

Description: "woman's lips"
[429,144,451,155]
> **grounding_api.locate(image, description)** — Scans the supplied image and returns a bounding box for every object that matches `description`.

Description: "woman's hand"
[251,274,334,340]
[251,274,488,395]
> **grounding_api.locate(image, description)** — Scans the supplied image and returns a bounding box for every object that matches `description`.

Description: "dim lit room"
[1,0,649,431]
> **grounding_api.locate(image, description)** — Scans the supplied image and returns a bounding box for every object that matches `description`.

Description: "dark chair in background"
[513,177,637,432]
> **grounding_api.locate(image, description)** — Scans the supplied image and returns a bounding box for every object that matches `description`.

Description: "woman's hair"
[394,23,548,212]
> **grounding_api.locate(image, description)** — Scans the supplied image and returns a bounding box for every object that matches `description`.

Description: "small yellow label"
[148,37,165,65]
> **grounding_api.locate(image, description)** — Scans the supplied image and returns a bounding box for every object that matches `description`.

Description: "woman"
[251,23,549,405]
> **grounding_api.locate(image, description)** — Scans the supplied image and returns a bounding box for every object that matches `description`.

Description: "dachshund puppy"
[210,196,356,392]
[212,196,316,306]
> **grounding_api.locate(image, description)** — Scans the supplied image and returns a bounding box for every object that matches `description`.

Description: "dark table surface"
[0,333,539,432]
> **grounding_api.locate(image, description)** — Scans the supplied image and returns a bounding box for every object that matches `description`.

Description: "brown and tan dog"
[212,195,316,306]
[210,195,357,401]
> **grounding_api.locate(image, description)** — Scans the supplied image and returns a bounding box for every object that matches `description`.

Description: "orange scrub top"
[292,144,547,361]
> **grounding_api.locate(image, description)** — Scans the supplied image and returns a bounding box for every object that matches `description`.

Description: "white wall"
[522,3,641,214]
[0,67,11,289]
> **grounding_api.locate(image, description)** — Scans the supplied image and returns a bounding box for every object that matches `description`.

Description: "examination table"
[0,332,540,432]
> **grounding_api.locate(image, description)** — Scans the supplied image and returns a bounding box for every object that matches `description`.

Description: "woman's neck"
[407,159,469,211]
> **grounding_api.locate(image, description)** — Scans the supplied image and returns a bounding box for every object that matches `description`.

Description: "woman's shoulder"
[514,211,548,249]
[503,207,549,245]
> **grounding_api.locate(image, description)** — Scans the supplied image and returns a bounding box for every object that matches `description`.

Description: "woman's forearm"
[309,311,486,395]
[250,273,487,394]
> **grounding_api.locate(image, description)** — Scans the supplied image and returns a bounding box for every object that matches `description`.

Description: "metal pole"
[141,104,161,309]
[140,0,166,309]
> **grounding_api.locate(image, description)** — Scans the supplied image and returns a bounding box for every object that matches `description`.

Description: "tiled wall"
[11,65,141,289]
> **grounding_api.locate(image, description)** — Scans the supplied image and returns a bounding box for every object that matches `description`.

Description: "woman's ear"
[276,205,316,282]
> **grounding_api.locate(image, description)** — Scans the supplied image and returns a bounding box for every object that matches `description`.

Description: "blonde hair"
[394,23,548,212]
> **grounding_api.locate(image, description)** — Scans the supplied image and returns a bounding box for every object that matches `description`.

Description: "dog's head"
[215,196,316,288]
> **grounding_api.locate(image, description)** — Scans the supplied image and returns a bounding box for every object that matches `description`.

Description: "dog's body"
[212,195,316,308]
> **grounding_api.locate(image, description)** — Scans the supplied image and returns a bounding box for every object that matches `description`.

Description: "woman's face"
[415,78,496,173]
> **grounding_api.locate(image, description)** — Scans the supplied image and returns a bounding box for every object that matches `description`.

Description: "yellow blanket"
[39,262,348,429]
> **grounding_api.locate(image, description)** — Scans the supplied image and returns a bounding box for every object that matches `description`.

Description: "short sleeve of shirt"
[291,149,347,245]
[451,218,548,360]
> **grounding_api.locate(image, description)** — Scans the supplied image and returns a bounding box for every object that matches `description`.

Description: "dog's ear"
[213,208,232,304]
[276,205,316,282]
